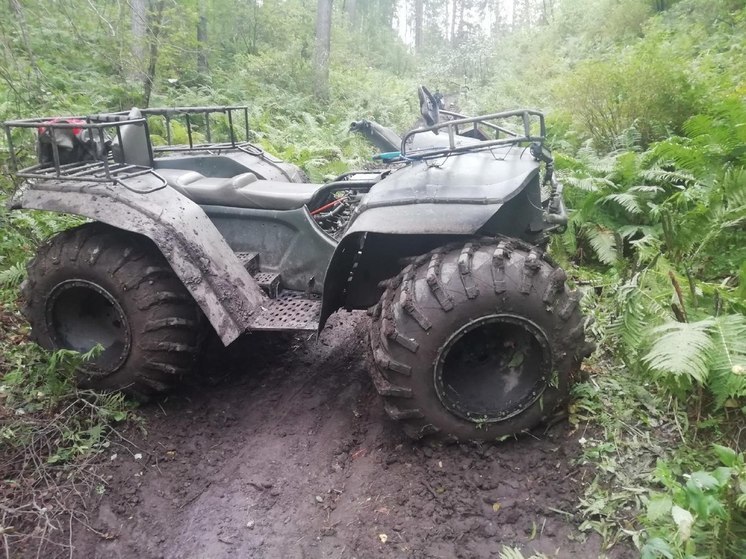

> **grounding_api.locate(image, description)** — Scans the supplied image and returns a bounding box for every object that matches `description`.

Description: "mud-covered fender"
[318,206,502,331]
[318,157,543,330]
[11,181,267,345]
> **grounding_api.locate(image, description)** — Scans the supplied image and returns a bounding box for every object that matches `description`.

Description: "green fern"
[564,175,615,192]
[609,272,669,360]
[644,319,715,384]
[642,315,746,404]
[0,262,26,288]
[708,314,746,407]
[598,192,643,214]
[498,547,549,559]
[585,225,619,265]
[640,165,697,187]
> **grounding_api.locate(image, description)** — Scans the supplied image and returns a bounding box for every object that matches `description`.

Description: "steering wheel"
[418,85,440,128]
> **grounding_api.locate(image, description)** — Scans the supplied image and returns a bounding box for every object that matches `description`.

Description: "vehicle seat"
[111,107,152,167]
[157,168,322,210]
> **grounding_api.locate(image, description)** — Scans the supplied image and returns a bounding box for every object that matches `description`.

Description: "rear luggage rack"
[114,105,255,154]
[16,159,164,187]
[2,106,258,193]
[3,115,167,193]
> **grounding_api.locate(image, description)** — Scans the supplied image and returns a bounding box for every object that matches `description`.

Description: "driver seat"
[157,168,322,210]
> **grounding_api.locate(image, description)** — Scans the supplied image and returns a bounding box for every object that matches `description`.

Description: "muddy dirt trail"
[72,313,627,559]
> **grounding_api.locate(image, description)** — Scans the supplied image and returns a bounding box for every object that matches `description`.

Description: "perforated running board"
[249,290,321,331]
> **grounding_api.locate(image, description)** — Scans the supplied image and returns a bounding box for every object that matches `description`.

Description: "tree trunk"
[414,0,423,52]
[490,0,502,37]
[457,0,465,44]
[542,0,553,22]
[130,0,147,83]
[345,0,357,24]
[450,0,457,44]
[143,1,165,107]
[313,0,333,101]
[197,0,209,74]
[8,0,38,74]
[251,0,259,54]
[512,0,517,30]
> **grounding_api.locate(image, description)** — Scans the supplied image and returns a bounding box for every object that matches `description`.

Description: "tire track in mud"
[72,313,631,559]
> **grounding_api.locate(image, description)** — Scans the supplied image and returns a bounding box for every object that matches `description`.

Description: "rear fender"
[11,182,266,345]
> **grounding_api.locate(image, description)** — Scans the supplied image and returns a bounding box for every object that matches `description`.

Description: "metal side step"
[249,290,321,332]
[254,272,281,299]
[235,252,260,274]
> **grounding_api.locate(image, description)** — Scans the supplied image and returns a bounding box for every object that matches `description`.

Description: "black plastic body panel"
[202,205,335,294]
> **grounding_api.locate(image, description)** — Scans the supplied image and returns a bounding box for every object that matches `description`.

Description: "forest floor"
[20,312,632,559]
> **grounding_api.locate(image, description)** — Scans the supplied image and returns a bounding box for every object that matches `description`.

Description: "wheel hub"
[434,314,553,423]
[45,280,131,374]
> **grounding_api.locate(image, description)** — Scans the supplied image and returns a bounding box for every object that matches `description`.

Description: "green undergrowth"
[561,237,745,556]
[570,354,746,558]
[0,180,136,551]
[0,298,137,552]
[547,89,745,557]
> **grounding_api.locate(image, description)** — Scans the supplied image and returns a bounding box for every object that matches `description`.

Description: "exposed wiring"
[311,195,348,216]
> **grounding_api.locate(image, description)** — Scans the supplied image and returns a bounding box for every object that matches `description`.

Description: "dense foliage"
[1,0,744,557]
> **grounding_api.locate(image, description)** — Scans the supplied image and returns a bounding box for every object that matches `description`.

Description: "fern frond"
[682,114,715,140]
[618,225,660,239]
[736,494,746,510]
[584,225,618,265]
[630,235,663,263]
[499,548,526,559]
[0,262,26,288]
[628,184,664,194]
[643,319,715,384]
[707,314,746,407]
[564,175,615,192]
[650,140,706,175]
[598,192,643,214]
[718,168,746,214]
[498,547,548,559]
[609,273,669,358]
[640,166,697,188]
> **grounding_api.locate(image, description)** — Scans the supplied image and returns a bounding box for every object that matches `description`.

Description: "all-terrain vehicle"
[3,87,591,441]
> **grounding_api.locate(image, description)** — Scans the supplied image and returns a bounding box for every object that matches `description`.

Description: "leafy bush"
[557,44,696,150]
[642,446,746,558]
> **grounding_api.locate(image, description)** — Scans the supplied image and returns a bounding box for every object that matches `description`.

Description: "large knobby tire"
[21,222,204,399]
[368,237,591,442]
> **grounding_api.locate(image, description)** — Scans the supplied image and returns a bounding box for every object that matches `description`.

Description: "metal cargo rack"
[401,109,547,159]
[2,106,258,192]
[115,105,256,155]
[3,114,166,192]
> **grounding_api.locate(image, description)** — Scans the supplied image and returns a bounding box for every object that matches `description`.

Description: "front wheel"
[368,238,592,441]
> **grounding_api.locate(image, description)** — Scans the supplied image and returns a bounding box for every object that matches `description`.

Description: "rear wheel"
[22,223,204,399]
[368,237,592,441]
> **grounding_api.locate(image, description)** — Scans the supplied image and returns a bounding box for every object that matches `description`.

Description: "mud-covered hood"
[358,148,539,210]
[343,148,539,236]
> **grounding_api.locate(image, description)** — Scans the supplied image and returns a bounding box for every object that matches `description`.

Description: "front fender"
[319,229,474,331]
[11,181,266,345]
[318,154,545,330]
